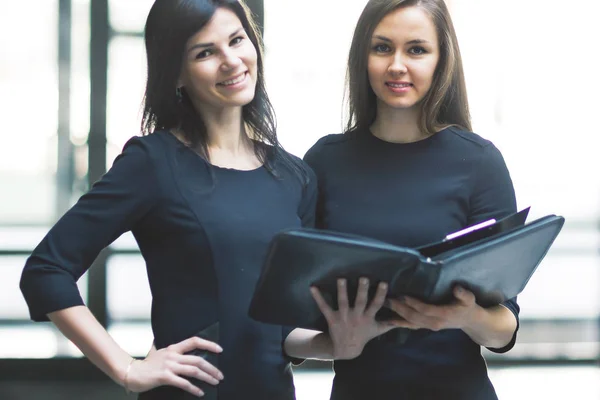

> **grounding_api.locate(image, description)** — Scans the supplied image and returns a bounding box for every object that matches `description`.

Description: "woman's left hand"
[387,286,478,331]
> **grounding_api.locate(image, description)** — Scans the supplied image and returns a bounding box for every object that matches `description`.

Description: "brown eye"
[372,43,391,53]
[230,36,244,46]
[196,49,213,59]
[409,46,427,55]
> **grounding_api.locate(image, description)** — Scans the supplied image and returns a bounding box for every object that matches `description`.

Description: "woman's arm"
[19,139,223,396]
[49,306,223,396]
[49,306,133,385]
[461,303,517,348]
[283,329,334,360]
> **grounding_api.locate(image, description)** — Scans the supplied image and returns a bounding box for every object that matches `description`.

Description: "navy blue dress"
[304,127,519,400]
[20,130,317,399]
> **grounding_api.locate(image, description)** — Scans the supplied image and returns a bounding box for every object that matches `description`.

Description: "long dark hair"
[345,0,471,134]
[141,0,307,182]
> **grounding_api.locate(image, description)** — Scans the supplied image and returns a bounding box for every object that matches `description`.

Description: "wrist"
[461,303,486,332]
[312,332,335,359]
[122,358,137,394]
[112,356,136,387]
[461,305,515,348]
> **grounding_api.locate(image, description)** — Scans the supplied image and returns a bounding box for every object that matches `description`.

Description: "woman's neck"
[369,103,429,143]
[203,109,260,169]
[196,106,247,152]
[176,105,261,170]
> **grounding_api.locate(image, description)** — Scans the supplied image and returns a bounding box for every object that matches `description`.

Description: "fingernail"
[360,277,369,285]
[338,279,345,286]
[379,282,388,290]
[218,372,224,380]
[216,345,223,352]
[456,286,464,293]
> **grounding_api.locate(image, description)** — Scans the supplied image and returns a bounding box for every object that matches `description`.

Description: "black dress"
[20,130,317,399]
[304,127,519,400]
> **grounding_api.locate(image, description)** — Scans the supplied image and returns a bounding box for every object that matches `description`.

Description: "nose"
[220,49,243,71]
[388,52,407,75]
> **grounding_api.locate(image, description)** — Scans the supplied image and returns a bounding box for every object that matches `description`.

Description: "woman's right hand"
[310,277,404,360]
[125,336,224,397]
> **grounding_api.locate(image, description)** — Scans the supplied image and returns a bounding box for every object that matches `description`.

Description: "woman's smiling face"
[178,7,258,112]
[367,6,440,112]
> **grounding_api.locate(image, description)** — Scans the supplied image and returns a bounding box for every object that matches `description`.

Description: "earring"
[176,87,183,102]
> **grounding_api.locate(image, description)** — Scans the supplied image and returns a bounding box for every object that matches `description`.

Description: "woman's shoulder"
[442,126,496,150]
[117,130,178,165]
[303,131,359,167]
[309,131,357,150]
[122,130,172,150]
[439,127,509,173]
[105,131,179,190]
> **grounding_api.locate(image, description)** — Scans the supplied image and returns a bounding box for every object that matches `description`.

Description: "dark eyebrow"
[372,35,393,43]
[372,35,430,45]
[187,27,244,53]
[406,39,430,45]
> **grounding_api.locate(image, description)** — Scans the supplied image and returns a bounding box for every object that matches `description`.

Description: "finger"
[392,301,446,331]
[388,299,450,330]
[176,354,224,381]
[353,277,370,313]
[387,299,424,324]
[374,319,401,335]
[385,298,404,314]
[403,297,438,317]
[380,318,419,331]
[337,279,349,313]
[365,281,388,318]
[172,363,220,386]
[404,297,455,322]
[170,336,223,355]
[166,372,205,397]
[310,286,335,321]
[453,286,476,305]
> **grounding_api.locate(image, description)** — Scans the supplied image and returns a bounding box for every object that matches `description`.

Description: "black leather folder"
[248,209,565,331]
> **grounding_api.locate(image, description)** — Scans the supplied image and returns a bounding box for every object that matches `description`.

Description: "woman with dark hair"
[19,1,318,398]
[299,0,520,398]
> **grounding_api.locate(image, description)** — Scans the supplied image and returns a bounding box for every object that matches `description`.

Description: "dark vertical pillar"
[88,0,111,328]
[56,0,74,217]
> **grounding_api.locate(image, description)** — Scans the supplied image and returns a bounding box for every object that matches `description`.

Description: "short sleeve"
[469,142,520,353]
[19,137,158,321]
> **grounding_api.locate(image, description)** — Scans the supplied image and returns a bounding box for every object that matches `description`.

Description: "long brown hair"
[345,0,471,134]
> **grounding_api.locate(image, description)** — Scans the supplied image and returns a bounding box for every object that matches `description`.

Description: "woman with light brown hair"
[300,0,520,398]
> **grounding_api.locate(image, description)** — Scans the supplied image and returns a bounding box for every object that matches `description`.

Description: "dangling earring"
[176,87,183,102]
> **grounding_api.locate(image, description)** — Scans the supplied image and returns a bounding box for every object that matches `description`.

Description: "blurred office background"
[0,0,599,398]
